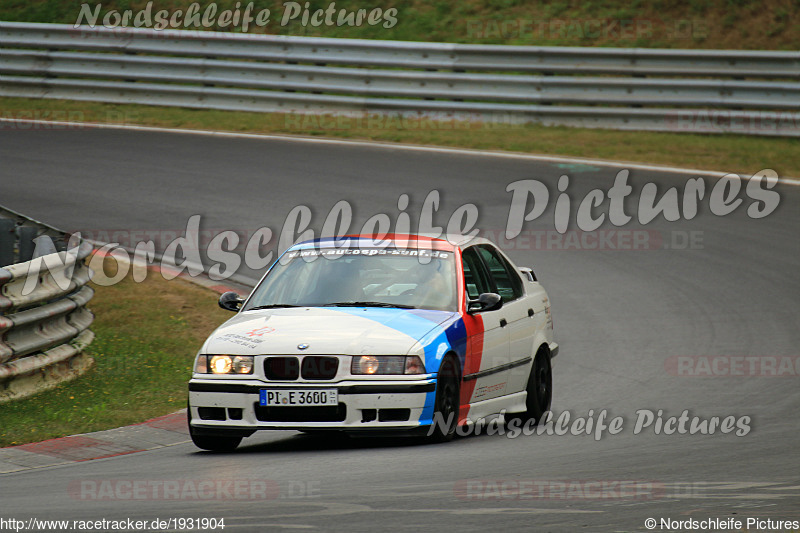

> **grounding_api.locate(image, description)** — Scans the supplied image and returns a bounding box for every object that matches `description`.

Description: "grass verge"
[0,0,797,49]
[0,259,231,448]
[2,97,797,177]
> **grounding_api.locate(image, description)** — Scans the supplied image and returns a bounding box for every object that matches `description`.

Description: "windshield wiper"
[322,301,417,309]
[247,304,301,310]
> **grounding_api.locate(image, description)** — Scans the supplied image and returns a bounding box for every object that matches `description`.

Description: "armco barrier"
[0,22,798,136]
[0,206,95,402]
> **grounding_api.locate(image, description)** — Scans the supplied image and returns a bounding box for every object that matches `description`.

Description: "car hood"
[203,307,458,356]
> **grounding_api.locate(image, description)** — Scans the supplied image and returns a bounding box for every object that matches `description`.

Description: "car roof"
[292,233,493,251]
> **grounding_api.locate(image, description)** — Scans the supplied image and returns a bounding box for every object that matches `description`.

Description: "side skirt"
[461,391,528,425]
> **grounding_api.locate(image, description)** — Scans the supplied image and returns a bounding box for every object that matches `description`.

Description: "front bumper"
[188,378,437,433]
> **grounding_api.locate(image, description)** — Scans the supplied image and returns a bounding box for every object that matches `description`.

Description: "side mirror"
[218,291,243,312]
[468,292,503,313]
[519,267,537,282]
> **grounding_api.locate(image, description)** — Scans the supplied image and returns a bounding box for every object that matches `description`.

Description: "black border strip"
[189,383,435,394]
[463,356,532,382]
[338,384,435,394]
[189,383,260,394]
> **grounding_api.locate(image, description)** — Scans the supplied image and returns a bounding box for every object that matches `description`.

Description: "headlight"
[210,355,233,374]
[351,355,426,375]
[232,356,254,374]
[195,355,254,375]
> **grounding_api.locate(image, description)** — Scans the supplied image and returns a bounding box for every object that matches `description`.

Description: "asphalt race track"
[1,126,798,532]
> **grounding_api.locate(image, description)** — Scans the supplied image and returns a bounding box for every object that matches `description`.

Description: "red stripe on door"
[459,313,484,424]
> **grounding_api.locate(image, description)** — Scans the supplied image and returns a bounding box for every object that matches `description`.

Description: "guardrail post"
[0,218,14,267]
[16,225,37,263]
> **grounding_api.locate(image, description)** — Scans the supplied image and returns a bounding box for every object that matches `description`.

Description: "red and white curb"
[0,411,189,474]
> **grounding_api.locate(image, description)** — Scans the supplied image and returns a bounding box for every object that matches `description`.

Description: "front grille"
[301,356,339,380]
[264,357,299,380]
[254,403,347,422]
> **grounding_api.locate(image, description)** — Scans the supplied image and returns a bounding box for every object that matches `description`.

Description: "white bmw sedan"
[188,234,557,451]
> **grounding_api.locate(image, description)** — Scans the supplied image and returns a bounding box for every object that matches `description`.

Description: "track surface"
[1,128,799,532]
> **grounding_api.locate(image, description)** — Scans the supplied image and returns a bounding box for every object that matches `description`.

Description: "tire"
[427,357,460,443]
[507,348,552,427]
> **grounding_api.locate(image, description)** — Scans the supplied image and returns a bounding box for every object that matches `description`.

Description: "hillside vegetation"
[0,0,798,49]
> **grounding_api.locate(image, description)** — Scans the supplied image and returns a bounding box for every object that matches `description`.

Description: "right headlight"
[351,355,426,375]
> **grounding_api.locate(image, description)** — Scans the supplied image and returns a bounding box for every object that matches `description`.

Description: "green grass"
[0,259,231,447]
[0,0,798,49]
[2,96,797,177]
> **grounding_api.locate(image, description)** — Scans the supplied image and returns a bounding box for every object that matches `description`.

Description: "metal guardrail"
[0,205,95,402]
[0,22,798,135]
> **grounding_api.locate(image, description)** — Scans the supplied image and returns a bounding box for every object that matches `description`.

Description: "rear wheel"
[427,357,460,443]
[507,348,552,427]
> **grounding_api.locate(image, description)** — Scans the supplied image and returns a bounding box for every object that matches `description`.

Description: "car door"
[460,246,510,403]
[475,245,536,396]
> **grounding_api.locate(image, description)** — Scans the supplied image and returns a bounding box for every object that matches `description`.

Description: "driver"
[406,261,452,309]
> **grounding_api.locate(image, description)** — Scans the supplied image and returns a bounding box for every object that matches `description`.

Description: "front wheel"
[426,357,460,443]
[507,349,552,427]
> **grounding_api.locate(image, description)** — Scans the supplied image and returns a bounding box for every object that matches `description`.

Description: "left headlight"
[194,355,254,375]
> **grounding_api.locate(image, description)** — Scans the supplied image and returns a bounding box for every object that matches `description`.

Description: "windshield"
[243,247,458,312]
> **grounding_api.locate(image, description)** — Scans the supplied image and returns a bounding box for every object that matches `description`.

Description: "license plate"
[260,389,338,407]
